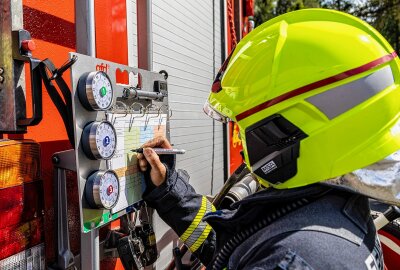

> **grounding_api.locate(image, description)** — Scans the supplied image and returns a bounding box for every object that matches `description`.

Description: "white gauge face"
[99,171,119,209]
[95,122,117,159]
[91,71,113,110]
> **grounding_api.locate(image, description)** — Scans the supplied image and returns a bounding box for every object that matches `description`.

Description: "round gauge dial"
[81,121,117,160]
[85,170,120,209]
[78,71,113,110]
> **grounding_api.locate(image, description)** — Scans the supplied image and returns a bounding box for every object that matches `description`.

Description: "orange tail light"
[0,140,40,189]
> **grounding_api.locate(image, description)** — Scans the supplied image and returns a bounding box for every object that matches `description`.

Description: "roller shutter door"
[152,0,224,266]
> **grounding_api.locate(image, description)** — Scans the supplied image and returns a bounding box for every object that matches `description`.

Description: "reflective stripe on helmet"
[306,65,394,119]
[235,52,398,121]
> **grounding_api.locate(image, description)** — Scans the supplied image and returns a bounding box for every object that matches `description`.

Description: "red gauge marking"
[107,185,113,195]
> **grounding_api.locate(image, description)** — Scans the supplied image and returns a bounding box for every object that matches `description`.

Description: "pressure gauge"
[85,170,120,209]
[81,121,117,160]
[78,71,113,110]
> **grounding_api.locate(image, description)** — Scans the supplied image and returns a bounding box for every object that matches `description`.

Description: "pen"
[131,147,186,155]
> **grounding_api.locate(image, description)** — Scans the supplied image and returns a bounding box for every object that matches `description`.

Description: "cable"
[211,0,216,194]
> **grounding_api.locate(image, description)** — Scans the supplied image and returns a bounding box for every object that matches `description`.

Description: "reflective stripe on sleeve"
[180,196,216,252]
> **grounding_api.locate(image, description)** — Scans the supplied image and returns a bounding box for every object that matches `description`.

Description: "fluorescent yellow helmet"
[204,8,400,189]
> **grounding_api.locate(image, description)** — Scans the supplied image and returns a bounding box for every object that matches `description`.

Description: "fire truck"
[0,1,398,269]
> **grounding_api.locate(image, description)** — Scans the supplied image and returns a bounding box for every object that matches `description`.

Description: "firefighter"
[137,9,400,269]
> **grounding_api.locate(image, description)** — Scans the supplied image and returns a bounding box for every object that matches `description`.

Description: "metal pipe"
[220,0,228,182]
[146,0,153,71]
[137,0,153,70]
[81,230,100,270]
[75,1,98,269]
[123,87,165,101]
[87,0,96,57]
[75,0,96,56]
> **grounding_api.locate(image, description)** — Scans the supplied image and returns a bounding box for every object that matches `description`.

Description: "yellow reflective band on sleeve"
[180,196,216,253]
[188,222,212,253]
[180,196,207,242]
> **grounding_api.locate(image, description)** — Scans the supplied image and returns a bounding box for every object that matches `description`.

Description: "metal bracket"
[52,149,76,171]
[51,149,101,270]
[50,149,76,270]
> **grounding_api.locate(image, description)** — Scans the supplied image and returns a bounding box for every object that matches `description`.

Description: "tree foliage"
[254,0,320,25]
[320,0,355,12]
[355,0,400,52]
[254,0,400,52]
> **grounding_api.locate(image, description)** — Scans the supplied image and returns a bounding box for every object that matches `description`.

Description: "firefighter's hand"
[137,136,173,187]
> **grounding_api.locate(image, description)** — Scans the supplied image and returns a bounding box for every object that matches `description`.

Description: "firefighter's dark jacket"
[143,166,383,270]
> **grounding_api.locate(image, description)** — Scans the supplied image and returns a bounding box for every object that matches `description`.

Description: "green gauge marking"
[100,86,107,97]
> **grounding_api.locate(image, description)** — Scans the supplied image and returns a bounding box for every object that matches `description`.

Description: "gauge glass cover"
[99,171,119,209]
[95,121,117,159]
[92,72,113,110]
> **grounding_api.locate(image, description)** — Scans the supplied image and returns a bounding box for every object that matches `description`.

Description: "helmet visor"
[203,100,230,123]
[325,150,400,206]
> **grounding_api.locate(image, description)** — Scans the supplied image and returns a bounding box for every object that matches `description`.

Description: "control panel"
[69,53,169,233]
